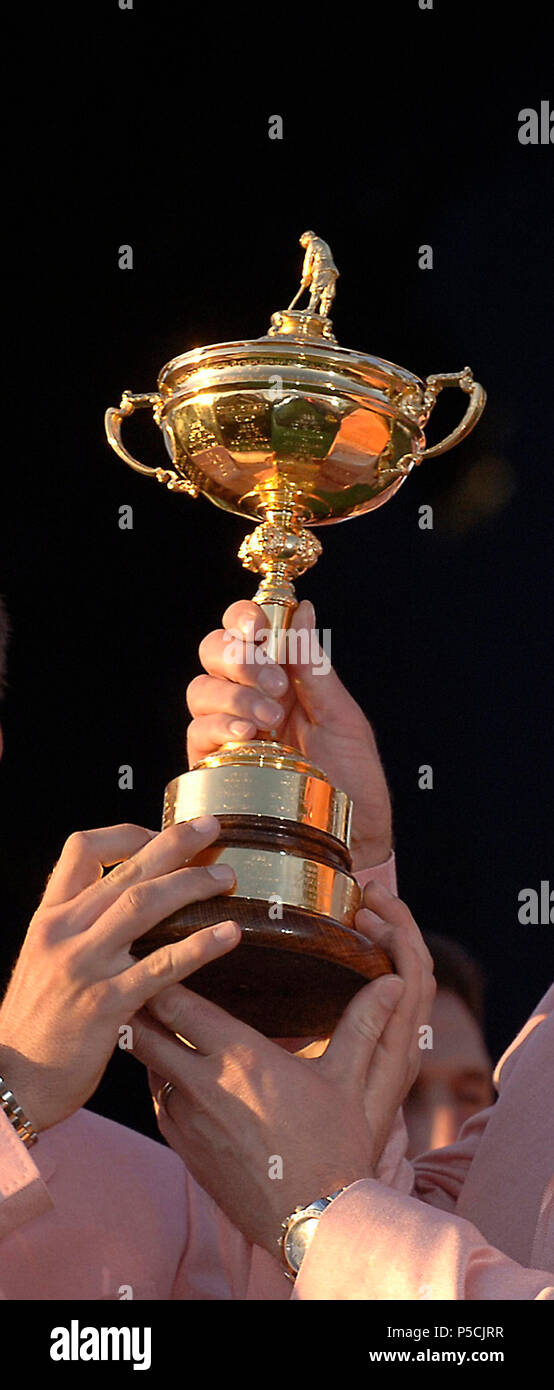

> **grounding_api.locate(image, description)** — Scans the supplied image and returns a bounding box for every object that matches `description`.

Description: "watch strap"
[0,1075,38,1148]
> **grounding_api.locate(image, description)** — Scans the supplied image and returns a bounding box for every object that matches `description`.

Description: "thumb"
[287,600,349,722]
[322,974,405,1088]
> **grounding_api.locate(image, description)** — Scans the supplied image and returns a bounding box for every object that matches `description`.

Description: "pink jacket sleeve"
[292,1178,554,1300]
[0,1110,52,1239]
[292,983,554,1301]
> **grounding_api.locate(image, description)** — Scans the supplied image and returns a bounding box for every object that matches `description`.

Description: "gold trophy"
[105,232,485,1037]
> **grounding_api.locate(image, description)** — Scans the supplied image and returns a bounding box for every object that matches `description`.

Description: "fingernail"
[190,815,220,835]
[377,975,405,1005]
[229,719,255,738]
[207,863,236,885]
[253,698,283,726]
[213,920,240,942]
[258,666,288,696]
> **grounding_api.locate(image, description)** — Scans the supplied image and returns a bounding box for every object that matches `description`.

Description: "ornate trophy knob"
[105,232,486,1038]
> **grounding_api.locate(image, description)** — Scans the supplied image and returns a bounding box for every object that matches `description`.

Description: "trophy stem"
[238,496,323,665]
[253,575,297,665]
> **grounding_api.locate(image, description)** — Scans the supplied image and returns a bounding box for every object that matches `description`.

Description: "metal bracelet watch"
[0,1075,38,1148]
[280,1188,347,1279]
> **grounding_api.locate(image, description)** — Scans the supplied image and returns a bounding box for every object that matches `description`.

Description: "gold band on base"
[191,844,361,926]
[164,742,352,848]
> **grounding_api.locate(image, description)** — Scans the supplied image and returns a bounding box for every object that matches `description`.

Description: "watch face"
[285,1214,320,1273]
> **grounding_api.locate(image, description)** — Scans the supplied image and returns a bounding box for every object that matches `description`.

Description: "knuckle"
[29,906,60,945]
[198,630,221,664]
[186,674,209,713]
[223,600,256,626]
[350,1010,381,1044]
[165,821,191,848]
[147,949,173,983]
[86,977,117,1014]
[394,923,417,953]
[65,829,91,855]
[107,856,138,886]
[124,883,149,915]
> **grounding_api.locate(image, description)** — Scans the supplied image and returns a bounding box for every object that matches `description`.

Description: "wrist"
[0,1047,44,1135]
[279,1182,365,1279]
[0,1068,39,1148]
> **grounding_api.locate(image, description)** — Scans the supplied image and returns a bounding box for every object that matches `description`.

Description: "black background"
[1,1,552,1143]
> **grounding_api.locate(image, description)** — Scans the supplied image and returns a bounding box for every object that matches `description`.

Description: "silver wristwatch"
[280,1188,346,1279]
[0,1075,38,1147]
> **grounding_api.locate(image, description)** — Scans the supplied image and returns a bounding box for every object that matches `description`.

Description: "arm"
[0,819,242,1261]
[293,1178,554,1300]
[301,246,313,284]
[294,1005,554,1298]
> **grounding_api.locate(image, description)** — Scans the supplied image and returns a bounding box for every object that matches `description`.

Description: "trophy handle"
[418,368,486,461]
[104,391,176,481]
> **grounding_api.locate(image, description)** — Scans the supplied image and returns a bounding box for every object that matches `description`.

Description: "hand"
[186,599,392,868]
[0,818,240,1133]
[130,883,434,1257]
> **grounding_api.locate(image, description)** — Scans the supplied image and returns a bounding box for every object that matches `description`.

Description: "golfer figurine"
[287,231,339,319]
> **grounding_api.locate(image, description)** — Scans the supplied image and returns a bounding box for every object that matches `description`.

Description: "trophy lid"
[157,333,423,401]
[156,231,423,398]
[105,232,485,552]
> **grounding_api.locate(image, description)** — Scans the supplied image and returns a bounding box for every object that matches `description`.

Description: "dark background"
[1,3,552,1141]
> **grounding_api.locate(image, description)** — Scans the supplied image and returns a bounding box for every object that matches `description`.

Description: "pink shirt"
[1,854,552,1300]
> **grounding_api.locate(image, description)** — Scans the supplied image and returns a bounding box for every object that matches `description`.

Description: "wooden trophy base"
[133,893,391,1038]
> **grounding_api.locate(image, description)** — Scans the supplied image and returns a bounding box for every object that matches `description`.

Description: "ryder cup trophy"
[105,232,485,1037]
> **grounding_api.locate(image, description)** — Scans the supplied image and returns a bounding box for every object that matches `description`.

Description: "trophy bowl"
[109,317,484,532]
[105,234,485,1038]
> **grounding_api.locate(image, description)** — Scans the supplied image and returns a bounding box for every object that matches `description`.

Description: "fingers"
[42,824,158,907]
[197,625,289,698]
[187,713,258,765]
[144,976,258,1056]
[187,600,295,766]
[321,974,405,1088]
[354,884,436,1094]
[64,818,225,934]
[286,600,354,723]
[88,860,237,959]
[357,881,434,972]
[354,903,427,1017]
[188,675,286,734]
[130,1008,199,1088]
[221,600,268,638]
[116,920,241,1012]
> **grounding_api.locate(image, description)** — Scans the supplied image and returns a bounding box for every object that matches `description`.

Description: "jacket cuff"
[355,851,397,896]
[0,1109,53,1238]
